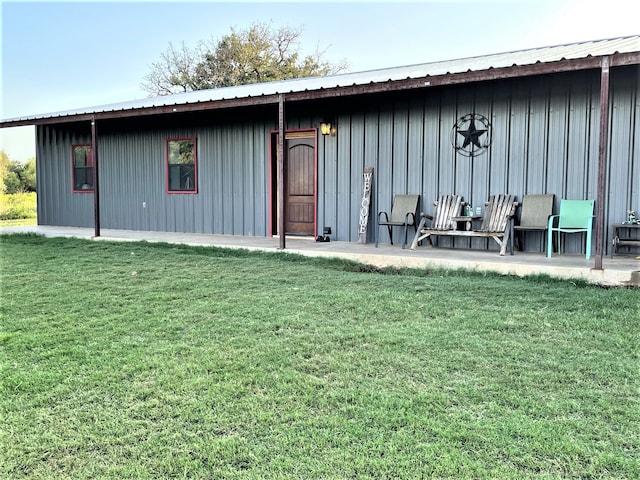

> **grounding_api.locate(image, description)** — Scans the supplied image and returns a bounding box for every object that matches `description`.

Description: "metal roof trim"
[2,35,639,125]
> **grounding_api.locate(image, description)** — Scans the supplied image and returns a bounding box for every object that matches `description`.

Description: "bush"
[1,152,36,194]
[0,192,37,220]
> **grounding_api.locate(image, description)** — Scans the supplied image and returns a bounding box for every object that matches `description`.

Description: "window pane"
[168,164,195,191]
[167,139,196,192]
[73,145,94,191]
[74,146,92,166]
[75,167,94,190]
[168,140,194,165]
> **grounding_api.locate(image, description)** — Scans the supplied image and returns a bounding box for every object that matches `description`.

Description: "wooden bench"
[411,194,519,255]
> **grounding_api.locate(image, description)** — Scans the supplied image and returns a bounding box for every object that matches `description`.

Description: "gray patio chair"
[513,194,555,251]
[376,194,420,249]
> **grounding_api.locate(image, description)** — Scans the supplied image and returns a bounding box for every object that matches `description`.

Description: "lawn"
[1,234,638,479]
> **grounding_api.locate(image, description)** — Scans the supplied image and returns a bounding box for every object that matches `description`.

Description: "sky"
[1,0,638,163]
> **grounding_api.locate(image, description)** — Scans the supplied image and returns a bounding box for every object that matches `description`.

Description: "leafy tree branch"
[142,22,348,96]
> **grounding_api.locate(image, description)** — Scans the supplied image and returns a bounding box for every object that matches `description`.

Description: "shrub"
[0,192,37,220]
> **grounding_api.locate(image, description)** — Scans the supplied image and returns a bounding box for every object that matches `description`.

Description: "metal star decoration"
[451,113,492,157]
[457,118,487,148]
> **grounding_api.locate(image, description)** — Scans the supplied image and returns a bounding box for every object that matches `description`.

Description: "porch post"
[278,94,286,249]
[91,116,100,238]
[594,56,610,270]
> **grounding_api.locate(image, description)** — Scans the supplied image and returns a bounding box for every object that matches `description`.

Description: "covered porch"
[2,225,638,288]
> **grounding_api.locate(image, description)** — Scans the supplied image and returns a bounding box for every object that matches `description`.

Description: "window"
[72,144,93,192]
[166,138,197,193]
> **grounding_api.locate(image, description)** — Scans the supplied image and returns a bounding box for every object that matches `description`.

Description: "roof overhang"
[2,41,639,128]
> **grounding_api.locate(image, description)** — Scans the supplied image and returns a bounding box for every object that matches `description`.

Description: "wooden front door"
[285,137,315,235]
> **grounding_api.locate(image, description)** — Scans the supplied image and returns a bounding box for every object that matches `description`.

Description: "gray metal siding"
[35,67,638,255]
[138,121,264,236]
[608,71,639,228]
[316,67,638,254]
[37,120,274,236]
[36,125,93,227]
[320,127,338,240]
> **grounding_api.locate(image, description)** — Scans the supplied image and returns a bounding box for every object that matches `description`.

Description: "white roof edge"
[3,34,639,124]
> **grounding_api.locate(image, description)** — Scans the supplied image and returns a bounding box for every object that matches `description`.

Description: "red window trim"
[166,137,198,194]
[71,143,94,193]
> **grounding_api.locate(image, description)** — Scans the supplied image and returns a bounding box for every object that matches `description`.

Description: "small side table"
[451,216,482,231]
[611,224,640,258]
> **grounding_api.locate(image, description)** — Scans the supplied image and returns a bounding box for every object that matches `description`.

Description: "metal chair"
[376,194,420,249]
[513,194,554,252]
[547,199,595,259]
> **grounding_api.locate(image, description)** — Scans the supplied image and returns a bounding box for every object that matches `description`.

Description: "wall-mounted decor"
[451,113,492,157]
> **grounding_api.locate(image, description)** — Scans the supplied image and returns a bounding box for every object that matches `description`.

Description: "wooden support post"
[91,117,100,238]
[594,56,610,270]
[278,95,286,250]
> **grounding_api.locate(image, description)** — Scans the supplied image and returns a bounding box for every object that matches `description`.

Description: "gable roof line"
[2,35,639,127]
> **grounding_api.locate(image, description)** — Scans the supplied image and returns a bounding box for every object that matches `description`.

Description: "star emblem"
[451,114,492,157]
[457,118,487,149]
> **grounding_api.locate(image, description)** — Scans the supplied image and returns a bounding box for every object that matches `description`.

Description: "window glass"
[167,138,197,193]
[72,145,93,192]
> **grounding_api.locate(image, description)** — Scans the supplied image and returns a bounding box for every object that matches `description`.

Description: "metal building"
[2,35,639,267]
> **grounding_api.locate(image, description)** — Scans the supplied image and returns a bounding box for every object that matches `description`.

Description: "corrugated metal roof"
[4,35,639,124]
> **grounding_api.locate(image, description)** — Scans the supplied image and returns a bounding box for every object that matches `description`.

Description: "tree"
[0,150,9,194]
[142,22,348,96]
[0,151,36,194]
[140,42,205,95]
[21,158,37,192]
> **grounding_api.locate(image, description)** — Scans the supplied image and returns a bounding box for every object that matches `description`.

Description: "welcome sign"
[357,167,374,244]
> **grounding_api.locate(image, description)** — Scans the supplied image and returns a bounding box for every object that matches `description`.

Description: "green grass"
[1,234,638,479]
[0,217,37,227]
[0,192,37,221]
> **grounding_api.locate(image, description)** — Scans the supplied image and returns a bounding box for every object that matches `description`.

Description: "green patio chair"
[376,194,420,249]
[547,199,595,259]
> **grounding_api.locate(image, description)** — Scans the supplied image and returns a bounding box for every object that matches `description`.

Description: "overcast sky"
[1,0,638,162]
